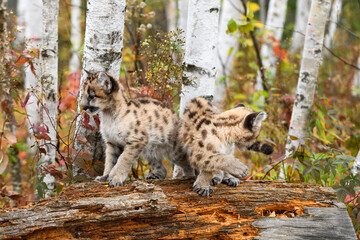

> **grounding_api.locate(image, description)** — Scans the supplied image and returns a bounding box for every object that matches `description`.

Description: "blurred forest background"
[1,0,360,235]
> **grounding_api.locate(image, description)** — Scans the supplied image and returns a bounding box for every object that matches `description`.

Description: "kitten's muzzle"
[82,105,99,113]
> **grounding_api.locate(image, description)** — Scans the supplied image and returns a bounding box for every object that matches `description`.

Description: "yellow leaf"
[249,3,260,12]
[253,21,264,29]
[289,135,298,140]
[269,211,276,217]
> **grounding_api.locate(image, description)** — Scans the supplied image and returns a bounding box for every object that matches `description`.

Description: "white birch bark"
[41,0,59,197]
[74,0,126,175]
[16,0,26,42]
[255,0,288,92]
[24,0,42,148]
[324,0,342,49]
[173,0,220,178]
[290,0,311,53]
[351,150,360,176]
[259,0,266,24]
[285,0,331,158]
[352,56,360,97]
[213,0,242,107]
[166,0,177,32]
[178,0,188,34]
[69,0,82,72]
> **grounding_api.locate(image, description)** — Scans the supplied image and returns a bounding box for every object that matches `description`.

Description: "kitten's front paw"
[210,176,222,186]
[94,175,109,182]
[193,185,214,196]
[222,176,240,187]
[230,163,249,179]
[108,175,125,187]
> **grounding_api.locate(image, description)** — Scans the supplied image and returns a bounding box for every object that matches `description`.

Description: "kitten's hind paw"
[193,185,214,196]
[94,175,109,182]
[222,176,240,187]
[210,176,222,186]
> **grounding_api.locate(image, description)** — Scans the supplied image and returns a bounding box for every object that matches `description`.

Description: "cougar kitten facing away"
[180,98,273,196]
[81,71,194,187]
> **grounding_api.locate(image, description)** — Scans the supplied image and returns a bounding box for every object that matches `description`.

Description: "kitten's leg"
[211,170,224,186]
[172,148,195,177]
[108,142,144,187]
[222,172,240,187]
[207,155,249,179]
[95,143,122,182]
[193,170,215,196]
[146,157,167,180]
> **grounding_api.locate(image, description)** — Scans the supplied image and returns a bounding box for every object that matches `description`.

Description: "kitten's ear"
[97,72,112,93]
[244,111,267,130]
[234,103,245,108]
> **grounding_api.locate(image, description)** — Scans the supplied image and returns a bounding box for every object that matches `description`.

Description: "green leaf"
[227,18,237,33]
[303,166,313,175]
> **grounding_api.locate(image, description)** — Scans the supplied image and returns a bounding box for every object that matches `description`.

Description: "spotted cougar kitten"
[180,98,273,196]
[81,71,194,187]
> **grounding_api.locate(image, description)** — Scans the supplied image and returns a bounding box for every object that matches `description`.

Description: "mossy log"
[0,179,357,240]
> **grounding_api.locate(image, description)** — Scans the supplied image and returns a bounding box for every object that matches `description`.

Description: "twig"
[239,0,268,92]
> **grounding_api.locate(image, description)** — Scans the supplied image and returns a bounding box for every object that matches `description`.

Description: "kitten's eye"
[88,94,95,100]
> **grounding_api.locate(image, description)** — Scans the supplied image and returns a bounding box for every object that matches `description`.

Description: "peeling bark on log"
[0,179,356,240]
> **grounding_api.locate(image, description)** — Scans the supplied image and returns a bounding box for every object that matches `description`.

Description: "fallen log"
[0,179,357,240]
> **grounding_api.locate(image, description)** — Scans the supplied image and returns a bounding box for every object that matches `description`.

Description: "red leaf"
[36,133,51,141]
[94,115,100,129]
[15,56,27,67]
[21,92,30,108]
[1,100,12,117]
[28,59,37,77]
[35,126,48,133]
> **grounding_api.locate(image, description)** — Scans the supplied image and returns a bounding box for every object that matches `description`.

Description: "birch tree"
[259,0,266,24]
[255,0,288,92]
[166,0,177,32]
[351,150,360,176]
[69,0,82,72]
[74,0,126,175]
[178,0,188,35]
[285,0,331,159]
[290,0,311,53]
[173,0,220,178]
[324,0,342,49]
[40,0,59,197]
[24,0,42,146]
[352,57,360,96]
[213,0,243,107]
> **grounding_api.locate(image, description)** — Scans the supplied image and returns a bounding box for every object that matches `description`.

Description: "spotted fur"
[81,72,194,187]
[180,97,273,196]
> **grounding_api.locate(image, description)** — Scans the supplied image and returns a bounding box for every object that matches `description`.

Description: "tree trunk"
[351,149,360,176]
[352,56,360,97]
[0,179,356,240]
[255,0,288,92]
[179,0,220,114]
[178,0,188,35]
[285,0,332,158]
[166,0,177,32]
[174,0,220,178]
[290,0,311,53]
[74,0,126,176]
[259,0,266,24]
[213,0,243,108]
[24,0,42,150]
[69,0,82,72]
[40,0,59,197]
[324,0,342,49]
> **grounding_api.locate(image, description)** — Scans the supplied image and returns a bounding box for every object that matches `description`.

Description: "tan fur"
[81,72,194,186]
[180,98,273,196]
